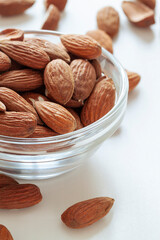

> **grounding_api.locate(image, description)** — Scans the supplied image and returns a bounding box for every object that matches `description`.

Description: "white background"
[0,0,160,239]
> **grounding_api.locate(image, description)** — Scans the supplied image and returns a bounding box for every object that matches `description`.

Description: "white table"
[1,0,160,239]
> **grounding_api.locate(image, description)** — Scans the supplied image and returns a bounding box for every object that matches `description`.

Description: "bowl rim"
[0,30,128,145]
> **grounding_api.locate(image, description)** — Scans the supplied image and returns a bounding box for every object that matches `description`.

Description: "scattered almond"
[0,174,18,188]
[42,4,60,31]
[45,0,67,11]
[0,51,11,72]
[127,70,141,92]
[0,28,24,41]
[0,224,14,240]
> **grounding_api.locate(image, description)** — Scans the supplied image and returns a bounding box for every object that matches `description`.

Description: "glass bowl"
[0,30,128,180]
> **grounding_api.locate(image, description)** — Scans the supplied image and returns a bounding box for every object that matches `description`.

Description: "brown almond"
[90,59,102,79]
[127,70,141,92]
[67,108,83,130]
[0,183,42,209]
[97,7,120,37]
[81,79,116,126]
[64,98,84,108]
[28,125,58,138]
[122,1,155,27]
[70,59,96,101]
[0,51,11,72]
[61,197,114,228]
[60,34,102,60]
[35,101,76,134]
[0,224,14,240]
[0,69,43,92]
[138,0,156,9]
[0,174,18,188]
[0,41,50,69]
[0,111,37,137]
[0,101,6,112]
[42,4,60,31]
[45,0,67,11]
[44,59,74,105]
[0,0,35,16]
[0,28,24,41]
[25,38,70,63]
[86,29,113,53]
[21,92,49,107]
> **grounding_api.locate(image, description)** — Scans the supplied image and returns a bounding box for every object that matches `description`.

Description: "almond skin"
[0,111,37,137]
[45,0,67,11]
[0,69,43,92]
[64,98,84,108]
[0,0,35,16]
[0,101,6,112]
[0,51,11,72]
[97,7,120,37]
[86,29,113,54]
[61,197,114,228]
[67,108,83,130]
[70,59,96,101]
[0,174,18,188]
[21,92,49,108]
[138,0,156,9]
[127,71,141,92]
[25,38,70,63]
[35,101,76,134]
[0,41,50,69]
[42,4,60,31]
[28,125,58,138]
[44,59,74,105]
[60,34,102,60]
[122,1,155,27]
[81,79,116,126]
[0,28,24,41]
[90,59,102,79]
[0,224,14,240]
[0,183,42,209]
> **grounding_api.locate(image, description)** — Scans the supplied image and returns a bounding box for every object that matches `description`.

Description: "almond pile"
[0,28,117,138]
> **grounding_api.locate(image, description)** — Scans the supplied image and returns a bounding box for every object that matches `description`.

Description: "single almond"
[81,79,116,126]
[60,34,102,60]
[70,59,96,101]
[44,59,74,105]
[28,125,58,138]
[0,111,37,137]
[127,70,141,92]
[86,29,113,53]
[25,38,70,63]
[90,59,102,79]
[0,101,6,112]
[61,197,114,228]
[64,98,84,108]
[0,69,43,92]
[42,4,60,31]
[0,183,42,209]
[0,41,50,69]
[67,108,83,130]
[0,174,18,188]
[0,224,14,240]
[35,101,76,134]
[45,0,67,11]
[138,0,156,9]
[0,51,11,72]
[122,1,155,27]
[0,0,35,16]
[0,28,24,41]
[97,7,120,37]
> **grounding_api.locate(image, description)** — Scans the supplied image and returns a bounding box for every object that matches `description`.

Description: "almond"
[67,108,83,130]
[0,41,50,69]
[127,70,141,92]
[70,59,96,101]
[44,59,74,105]
[0,28,24,41]
[25,38,70,63]
[138,0,156,9]
[0,224,14,240]
[0,183,42,209]
[0,51,11,72]
[61,197,114,228]
[0,111,37,137]
[42,4,60,31]
[81,79,116,126]
[64,98,84,108]
[28,125,58,138]
[0,174,18,188]
[35,101,76,134]
[45,0,67,11]
[90,59,102,79]
[86,29,113,53]
[0,87,38,117]
[97,7,120,37]
[0,69,43,92]
[0,101,6,112]
[122,1,155,27]
[60,34,102,60]
[21,92,49,107]
[0,0,35,16]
